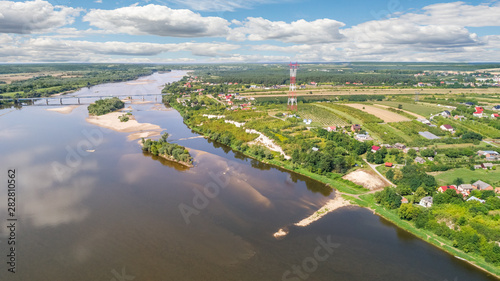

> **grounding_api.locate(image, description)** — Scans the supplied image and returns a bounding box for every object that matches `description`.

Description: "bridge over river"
[2,93,171,106]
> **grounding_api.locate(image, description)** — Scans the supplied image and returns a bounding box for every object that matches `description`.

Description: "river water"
[0,70,497,281]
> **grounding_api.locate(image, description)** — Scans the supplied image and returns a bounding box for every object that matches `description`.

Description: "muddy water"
[0,71,497,281]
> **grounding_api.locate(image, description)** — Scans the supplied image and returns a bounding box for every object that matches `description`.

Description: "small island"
[88,97,124,115]
[141,132,193,168]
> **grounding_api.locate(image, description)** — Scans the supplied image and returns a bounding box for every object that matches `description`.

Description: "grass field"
[376,101,442,117]
[298,104,350,127]
[432,167,500,186]
[345,103,411,122]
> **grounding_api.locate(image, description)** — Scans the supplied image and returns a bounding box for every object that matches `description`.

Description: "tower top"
[289,62,299,69]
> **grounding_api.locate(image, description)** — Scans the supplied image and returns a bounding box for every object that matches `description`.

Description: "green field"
[432,167,500,186]
[376,101,442,116]
[298,104,350,127]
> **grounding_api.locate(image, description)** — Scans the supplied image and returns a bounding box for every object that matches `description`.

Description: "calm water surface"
[0,71,497,281]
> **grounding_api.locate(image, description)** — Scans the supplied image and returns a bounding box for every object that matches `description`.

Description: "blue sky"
[0,0,499,62]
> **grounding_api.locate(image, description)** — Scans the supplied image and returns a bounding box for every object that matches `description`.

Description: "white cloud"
[83,4,230,37]
[229,17,345,44]
[0,0,82,34]
[404,1,500,27]
[164,0,278,12]
[0,37,240,62]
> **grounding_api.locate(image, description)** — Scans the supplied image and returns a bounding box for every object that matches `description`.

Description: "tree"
[414,186,428,203]
[374,187,402,209]
[399,203,422,220]
[453,177,464,187]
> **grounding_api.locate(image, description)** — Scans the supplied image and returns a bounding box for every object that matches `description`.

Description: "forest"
[141,133,193,166]
[87,97,124,116]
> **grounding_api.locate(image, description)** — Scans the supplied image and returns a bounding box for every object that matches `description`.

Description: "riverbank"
[46,105,80,114]
[169,103,500,279]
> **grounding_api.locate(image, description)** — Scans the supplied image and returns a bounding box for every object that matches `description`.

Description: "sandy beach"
[86,112,163,141]
[46,105,80,114]
[273,195,350,238]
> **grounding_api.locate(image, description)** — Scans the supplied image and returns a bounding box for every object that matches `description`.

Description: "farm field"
[345,103,411,122]
[431,167,500,186]
[373,101,442,117]
[298,104,350,127]
[374,104,425,119]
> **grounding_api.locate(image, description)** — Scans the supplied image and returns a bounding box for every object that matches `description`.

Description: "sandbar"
[46,105,80,114]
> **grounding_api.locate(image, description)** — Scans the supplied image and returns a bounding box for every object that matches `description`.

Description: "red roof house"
[438,185,459,194]
[371,146,381,153]
[385,162,393,167]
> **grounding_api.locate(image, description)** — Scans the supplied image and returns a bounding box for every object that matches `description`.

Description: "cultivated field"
[375,101,442,116]
[298,104,350,127]
[344,103,411,122]
[374,104,425,119]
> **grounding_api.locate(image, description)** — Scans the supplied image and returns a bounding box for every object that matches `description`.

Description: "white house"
[419,196,433,208]
[440,124,454,133]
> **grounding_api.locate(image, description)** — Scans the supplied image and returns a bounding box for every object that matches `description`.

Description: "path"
[363,159,396,187]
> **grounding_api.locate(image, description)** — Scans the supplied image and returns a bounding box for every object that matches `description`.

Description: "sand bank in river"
[46,105,80,114]
[273,195,350,238]
[86,112,162,140]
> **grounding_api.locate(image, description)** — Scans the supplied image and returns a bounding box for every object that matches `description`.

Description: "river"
[0,70,497,281]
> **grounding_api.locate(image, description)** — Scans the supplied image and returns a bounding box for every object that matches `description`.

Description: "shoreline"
[86,111,162,140]
[171,104,500,279]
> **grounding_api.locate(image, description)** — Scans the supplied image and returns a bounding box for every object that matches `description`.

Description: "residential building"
[420,196,433,208]
[414,157,426,164]
[327,126,336,132]
[440,124,454,133]
[467,196,486,203]
[440,110,451,117]
[401,197,409,204]
[482,163,494,169]
[493,105,500,111]
[394,143,406,150]
[492,113,500,118]
[472,180,494,191]
[474,164,483,170]
[385,162,393,168]
[351,124,361,132]
[438,185,458,194]
[371,145,381,153]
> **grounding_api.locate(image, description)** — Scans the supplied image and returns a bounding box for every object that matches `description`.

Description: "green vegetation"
[298,104,350,127]
[88,97,124,116]
[321,103,384,123]
[0,64,170,99]
[377,101,442,116]
[118,112,132,122]
[433,168,500,187]
[141,133,193,166]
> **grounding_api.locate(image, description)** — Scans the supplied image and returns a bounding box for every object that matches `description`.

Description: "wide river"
[0,71,497,281]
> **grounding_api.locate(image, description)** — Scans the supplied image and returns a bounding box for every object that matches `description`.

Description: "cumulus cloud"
[83,4,230,37]
[0,37,240,62]
[229,17,345,44]
[404,1,500,27]
[0,0,82,34]
[164,0,278,12]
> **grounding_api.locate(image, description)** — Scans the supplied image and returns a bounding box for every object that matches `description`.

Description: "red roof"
[372,145,381,151]
[442,124,453,130]
[439,185,459,194]
[493,114,499,118]
[475,107,484,112]
[385,162,393,167]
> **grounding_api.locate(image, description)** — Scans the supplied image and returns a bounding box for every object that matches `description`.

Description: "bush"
[88,97,124,115]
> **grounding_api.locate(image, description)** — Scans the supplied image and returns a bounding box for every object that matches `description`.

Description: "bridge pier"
[60,98,62,105]
[78,98,80,104]
[46,99,49,105]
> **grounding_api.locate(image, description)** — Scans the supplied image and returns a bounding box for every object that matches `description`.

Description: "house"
[371,145,381,153]
[440,124,454,133]
[312,147,319,152]
[454,115,465,120]
[414,157,426,164]
[385,162,393,168]
[472,180,493,191]
[477,150,500,160]
[417,118,431,125]
[394,143,406,150]
[351,124,361,132]
[327,126,337,132]
[492,113,500,118]
[474,164,483,170]
[458,184,474,192]
[473,106,484,117]
[495,187,500,194]
[401,197,409,204]
[440,110,451,118]
[493,105,500,111]
[465,102,475,106]
[355,133,370,141]
[467,196,485,203]
[419,196,433,208]
[438,185,458,194]
[482,163,494,169]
